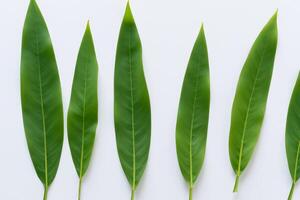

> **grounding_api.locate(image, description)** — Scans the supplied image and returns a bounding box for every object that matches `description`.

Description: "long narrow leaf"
[114,3,151,200]
[229,12,278,192]
[67,23,98,200]
[20,0,64,199]
[176,25,210,200]
[286,73,300,200]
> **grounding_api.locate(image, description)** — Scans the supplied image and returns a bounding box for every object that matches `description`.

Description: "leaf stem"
[288,182,295,200]
[131,188,135,200]
[233,174,240,192]
[189,185,193,200]
[43,185,48,200]
[78,176,83,200]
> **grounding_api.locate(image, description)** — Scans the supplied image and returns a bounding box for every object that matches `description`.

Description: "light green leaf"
[286,73,300,200]
[114,3,151,200]
[176,25,210,200]
[229,12,278,192]
[20,0,64,199]
[67,23,98,200]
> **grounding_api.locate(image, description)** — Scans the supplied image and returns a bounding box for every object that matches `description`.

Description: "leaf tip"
[200,23,205,33]
[86,20,91,30]
[198,23,206,40]
[263,9,278,35]
[270,9,278,23]
[270,10,278,33]
[25,0,43,26]
[124,1,134,22]
[200,23,204,30]
[28,0,37,10]
[272,9,278,22]
[83,20,94,42]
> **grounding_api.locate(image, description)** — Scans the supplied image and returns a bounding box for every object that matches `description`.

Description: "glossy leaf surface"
[67,23,98,199]
[20,0,64,197]
[228,12,278,192]
[286,74,300,200]
[114,3,151,198]
[176,26,210,199]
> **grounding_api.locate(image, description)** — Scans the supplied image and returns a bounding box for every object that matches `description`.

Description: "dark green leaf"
[229,12,278,192]
[114,3,151,199]
[67,23,98,199]
[176,26,210,200]
[286,73,300,200]
[20,0,64,198]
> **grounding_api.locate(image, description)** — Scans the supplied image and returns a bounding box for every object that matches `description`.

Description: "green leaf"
[229,12,278,192]
[67,22,98,200]
[20,0,64,199]
[175,25,210,200]
[286,73,300,200]
[114,3,151,199]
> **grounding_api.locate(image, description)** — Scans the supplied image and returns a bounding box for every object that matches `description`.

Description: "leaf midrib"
[79,60,88,181]
[292,142,300,182]
[188,63,201,186]
[237,44,267,175]
[35,29,48,187]
[128,25,136,189]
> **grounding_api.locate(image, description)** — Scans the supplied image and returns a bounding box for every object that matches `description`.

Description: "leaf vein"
[189,64,201,186]
[79,58,88,183]
[293,142,300,182]
[237,45,267,175]
[35,30,48,187]
[128,25,136,189]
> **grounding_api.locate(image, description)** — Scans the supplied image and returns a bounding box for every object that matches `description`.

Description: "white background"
[0,0,299,199]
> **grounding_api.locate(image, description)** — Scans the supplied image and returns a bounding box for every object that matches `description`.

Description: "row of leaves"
[20,0,299,200]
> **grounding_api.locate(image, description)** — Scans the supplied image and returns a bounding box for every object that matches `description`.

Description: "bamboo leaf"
[176,25,210,200]
[286,73,300,200]
[114,3,151,199]
[229,12,278,192]
[20,0,64,199]
[67,23,98,200]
